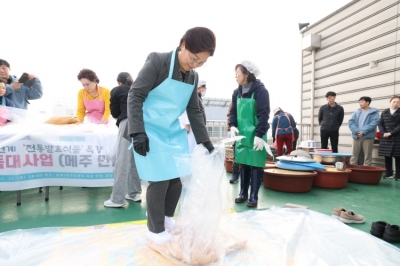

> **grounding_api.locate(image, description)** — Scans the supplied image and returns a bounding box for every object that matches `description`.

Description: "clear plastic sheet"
[1,209,400,265]
[1,137,400,265]
[151,140,246,265]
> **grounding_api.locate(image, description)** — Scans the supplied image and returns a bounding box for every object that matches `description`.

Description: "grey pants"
[350,137,374,166]
[110,119,142,204]
[147,178,182,233]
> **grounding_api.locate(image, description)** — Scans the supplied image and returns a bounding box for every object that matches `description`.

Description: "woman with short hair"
[76,69,110,124]
[126,27,216,245]
[229,60,270,207]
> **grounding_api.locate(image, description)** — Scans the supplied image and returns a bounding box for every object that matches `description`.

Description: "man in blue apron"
[125,27,216,245]
[229,60,270,207]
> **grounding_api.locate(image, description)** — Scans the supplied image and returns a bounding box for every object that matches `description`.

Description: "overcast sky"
[3,0,351,121]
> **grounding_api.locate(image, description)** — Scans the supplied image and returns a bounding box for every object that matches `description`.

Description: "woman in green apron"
[126,27,215,245]
[229,60,270,207]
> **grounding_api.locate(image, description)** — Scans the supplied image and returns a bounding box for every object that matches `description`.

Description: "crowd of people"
[1,25,400,248]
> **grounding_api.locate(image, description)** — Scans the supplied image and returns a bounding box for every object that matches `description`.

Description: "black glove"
[202,141,214,154]
[133,133,150,156]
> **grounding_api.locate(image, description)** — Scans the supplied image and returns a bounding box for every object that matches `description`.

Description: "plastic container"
[313,166,351,188]
[263,168,317,193]
[264,162,276,169]
[314,149,333,153]
[347,164,385,184]
[309,153,352,165]
[225,158,233,173]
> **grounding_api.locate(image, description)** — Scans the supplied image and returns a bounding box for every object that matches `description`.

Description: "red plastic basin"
[263,168,317,193]
[314,166,350,188]
[225,158,233,173]
[347,164,385,185]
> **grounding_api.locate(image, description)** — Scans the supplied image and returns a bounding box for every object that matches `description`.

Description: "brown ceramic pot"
[347,164,385,184]
[225,158,233,173]
[263,168,317,193]
[313,166,351,188]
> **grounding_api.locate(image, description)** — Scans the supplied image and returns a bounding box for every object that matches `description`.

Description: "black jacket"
[378,108,400,157]
[198,93,206,125]
[110,83,129,127]
[318,103,344,131]
[229,80,270,138]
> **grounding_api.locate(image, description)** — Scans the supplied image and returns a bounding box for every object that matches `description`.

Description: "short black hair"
[359,96,371,104]
[325,91,336,98]
[0,59,10,68]
[179,27,216,56]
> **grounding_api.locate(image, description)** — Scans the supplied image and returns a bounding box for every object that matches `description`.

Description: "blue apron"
[133,50,195,181]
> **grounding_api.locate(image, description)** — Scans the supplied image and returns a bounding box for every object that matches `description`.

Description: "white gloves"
[230,126,239,138]
[253,136,264,151]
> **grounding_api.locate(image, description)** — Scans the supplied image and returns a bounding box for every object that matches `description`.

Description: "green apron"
[234,94,267,167]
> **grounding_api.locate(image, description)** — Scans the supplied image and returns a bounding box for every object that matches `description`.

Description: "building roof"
[202,97,231,108]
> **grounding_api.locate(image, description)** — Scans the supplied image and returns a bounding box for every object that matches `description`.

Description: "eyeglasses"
[188,50,206,66]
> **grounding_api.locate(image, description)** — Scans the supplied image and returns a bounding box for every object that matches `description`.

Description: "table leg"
[17,190,21,206]
[45,186,49,201]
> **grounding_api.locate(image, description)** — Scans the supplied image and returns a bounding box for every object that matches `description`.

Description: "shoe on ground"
[229,172,239,183]
[125,194,142,202]
[383,174,393,179]
[165,216,175,230]
[146,230,172,245]
[383,225,400,243]
[338,210,365,224]
[104,199,125,208]
[332,207,346,219]
[370,221,390,238]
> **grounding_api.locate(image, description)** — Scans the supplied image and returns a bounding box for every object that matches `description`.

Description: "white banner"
[0,133,117,191]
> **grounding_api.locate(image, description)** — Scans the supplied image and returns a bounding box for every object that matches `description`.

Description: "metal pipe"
[310,50,316,140]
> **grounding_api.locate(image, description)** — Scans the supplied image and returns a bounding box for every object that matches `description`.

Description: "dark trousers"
[384,156,400,178]
[320,130,339,153]
[232,142,239,173]
[146,178,182,233]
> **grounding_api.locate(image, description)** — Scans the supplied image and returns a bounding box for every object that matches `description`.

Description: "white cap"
[197,80,206,88]
[273,107,281,115]
[241,60,260,77]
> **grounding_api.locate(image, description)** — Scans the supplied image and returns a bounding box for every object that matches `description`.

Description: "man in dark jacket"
[318,91,344,153]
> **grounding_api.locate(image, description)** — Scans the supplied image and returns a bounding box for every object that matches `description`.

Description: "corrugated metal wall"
[301,0,400,166]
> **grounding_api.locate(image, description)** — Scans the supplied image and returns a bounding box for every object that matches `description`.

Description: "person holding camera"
[0,59,43,110]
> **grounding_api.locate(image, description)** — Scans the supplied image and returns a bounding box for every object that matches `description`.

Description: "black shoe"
[370,221,389,238]
[229,172,239,183]
[383,225,400,243]
[383,173,394,179]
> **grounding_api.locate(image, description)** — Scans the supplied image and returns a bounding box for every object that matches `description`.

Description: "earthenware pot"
[347,164,385,184]
[225,158,233,173]
[314,166,351,188]
[263,168,317,193]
